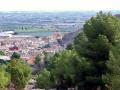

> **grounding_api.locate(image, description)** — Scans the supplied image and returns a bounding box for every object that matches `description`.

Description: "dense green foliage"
[49,50,77,89]
[8,59,31,90]
[36,69,52,89]
[36,12,120,90]
[35,54,41,64]
[66,43,74,50]
[0,53,32,90]
[102,44,120,90]
[74,12,120,90]
[36,50,78,89]
[11,52,20,59]
[0,66,10,90]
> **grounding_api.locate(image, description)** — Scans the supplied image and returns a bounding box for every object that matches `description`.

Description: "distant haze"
[0,0,119,12]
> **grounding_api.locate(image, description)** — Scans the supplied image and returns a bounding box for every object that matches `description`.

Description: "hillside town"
[0,31,63,65]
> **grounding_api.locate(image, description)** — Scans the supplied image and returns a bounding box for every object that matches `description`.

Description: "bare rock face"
[62,30,81,48]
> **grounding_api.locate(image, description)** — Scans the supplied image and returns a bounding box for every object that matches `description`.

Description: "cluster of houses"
[0,32,63,65]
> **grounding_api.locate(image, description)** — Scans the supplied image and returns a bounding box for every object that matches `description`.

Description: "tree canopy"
[0,67,10,90]
[36,12,120,90]
[8,59,31,90]
[11,52,20,59]
[74,12,120,89]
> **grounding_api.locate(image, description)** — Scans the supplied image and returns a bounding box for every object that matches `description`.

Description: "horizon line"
[0,10,119,13]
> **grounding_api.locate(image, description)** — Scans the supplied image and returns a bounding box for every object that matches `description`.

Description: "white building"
[0,55,10,61]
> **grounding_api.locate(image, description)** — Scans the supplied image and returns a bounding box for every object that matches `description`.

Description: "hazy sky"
[0,0,120,11]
